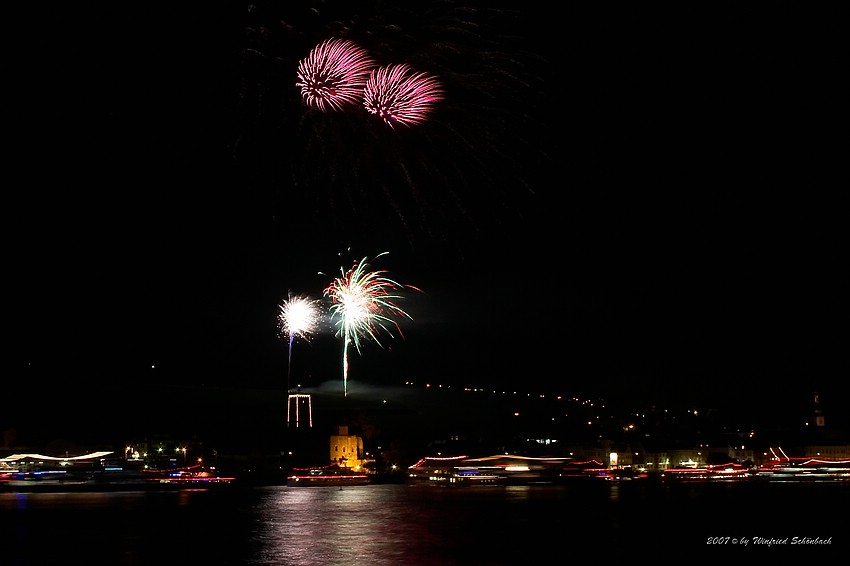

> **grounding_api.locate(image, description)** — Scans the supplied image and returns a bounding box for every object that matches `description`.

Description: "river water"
[2,480,846,564]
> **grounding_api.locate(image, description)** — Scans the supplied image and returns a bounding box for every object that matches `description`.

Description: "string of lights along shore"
[280,253,420,397]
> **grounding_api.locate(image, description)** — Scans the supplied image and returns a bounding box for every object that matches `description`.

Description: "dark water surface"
[2,481,847,565]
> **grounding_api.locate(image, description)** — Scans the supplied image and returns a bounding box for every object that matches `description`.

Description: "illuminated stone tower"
[330,425,366,469]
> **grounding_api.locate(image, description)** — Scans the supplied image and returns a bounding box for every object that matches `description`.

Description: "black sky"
[5,2,846,425]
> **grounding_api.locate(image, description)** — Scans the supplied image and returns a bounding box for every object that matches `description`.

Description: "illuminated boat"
[407,455,471,486]
[407,455,507,486]
[0,451,234,491]
[407,454,572,486]
[755,457,850,482]
[286,464,370,487]
[144,465,235,486]
[660,462,754,482]
[558,459,611,481]
[1,451,116,490]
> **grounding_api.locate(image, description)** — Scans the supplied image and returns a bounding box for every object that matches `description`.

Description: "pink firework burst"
[363,64,444,128]
[296,38,376,112]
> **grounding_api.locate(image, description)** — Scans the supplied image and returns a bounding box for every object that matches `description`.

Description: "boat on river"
[286,464,370,487]
[660,462,755,482]
[754,457,850,482]
[0,451,234,491]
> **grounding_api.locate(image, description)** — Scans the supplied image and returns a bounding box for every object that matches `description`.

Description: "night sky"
[5,2,846,437]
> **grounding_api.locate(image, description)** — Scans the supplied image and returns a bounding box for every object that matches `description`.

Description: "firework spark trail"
[323,253,419,396]
[363,64,444,127]
[296,38,377,112]
[279,294,321,391]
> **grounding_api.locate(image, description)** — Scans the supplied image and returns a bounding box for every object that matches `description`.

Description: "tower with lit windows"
[330,425,370,470]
